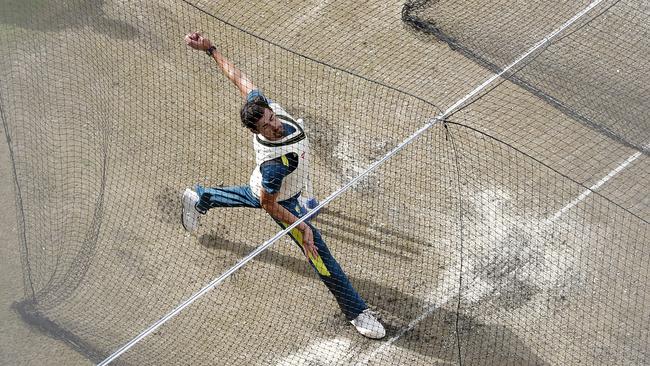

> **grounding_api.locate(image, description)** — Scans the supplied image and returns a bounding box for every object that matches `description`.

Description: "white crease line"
[355,266,460,366]
[549,149,644,221]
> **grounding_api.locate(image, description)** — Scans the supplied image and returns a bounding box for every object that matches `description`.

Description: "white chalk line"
[549,149,644,222]
[354,274,458,366]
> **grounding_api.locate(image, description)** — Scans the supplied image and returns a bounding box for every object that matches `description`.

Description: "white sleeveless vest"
[249,102,311,201]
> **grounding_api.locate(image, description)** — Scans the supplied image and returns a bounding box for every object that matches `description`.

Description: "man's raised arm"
[184,32,256,98]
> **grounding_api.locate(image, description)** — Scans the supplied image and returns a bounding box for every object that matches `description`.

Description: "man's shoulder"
[269,101,289,116]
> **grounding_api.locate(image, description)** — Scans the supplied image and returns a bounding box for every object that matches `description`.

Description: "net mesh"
[0,0,648,365]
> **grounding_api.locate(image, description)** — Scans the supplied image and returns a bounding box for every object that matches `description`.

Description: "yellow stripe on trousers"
[280,221,331,277]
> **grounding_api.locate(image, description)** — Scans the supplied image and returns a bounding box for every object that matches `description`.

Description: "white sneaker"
[181,188,201,233]
[351,309,386,339]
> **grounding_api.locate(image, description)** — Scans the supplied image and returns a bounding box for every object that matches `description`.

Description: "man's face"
[254,108,284,140]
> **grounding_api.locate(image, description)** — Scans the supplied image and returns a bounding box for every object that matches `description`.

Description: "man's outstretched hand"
[184,32,212,51]
[300,225,319,261]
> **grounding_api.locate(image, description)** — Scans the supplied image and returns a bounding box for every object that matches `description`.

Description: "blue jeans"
[195,184,368,320]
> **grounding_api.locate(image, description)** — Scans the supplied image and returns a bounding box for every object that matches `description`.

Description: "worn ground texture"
[1,0,648,365]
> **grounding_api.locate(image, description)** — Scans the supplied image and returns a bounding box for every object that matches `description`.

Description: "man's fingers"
[184,32,202,47]
[300,227,317,259]
[307,242,318,258]
[304,241,316,259]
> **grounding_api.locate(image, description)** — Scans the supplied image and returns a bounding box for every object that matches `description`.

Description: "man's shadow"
[198,220,548,365]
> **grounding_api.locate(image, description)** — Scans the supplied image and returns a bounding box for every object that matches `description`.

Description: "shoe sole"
[181,190,196,232]
[351,325,386,340]
[181,206,189,231]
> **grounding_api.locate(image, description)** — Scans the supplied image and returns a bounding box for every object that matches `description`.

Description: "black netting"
[403,0,650,154]
[0,1,648,365]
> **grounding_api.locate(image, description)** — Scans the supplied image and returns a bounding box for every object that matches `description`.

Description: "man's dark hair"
[240,96,270,131]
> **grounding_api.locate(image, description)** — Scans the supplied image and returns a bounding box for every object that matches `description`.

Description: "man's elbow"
[259,192,277,212]
[260,199,273,212]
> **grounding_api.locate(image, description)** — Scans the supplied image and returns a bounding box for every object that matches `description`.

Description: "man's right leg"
[181,185,260,233]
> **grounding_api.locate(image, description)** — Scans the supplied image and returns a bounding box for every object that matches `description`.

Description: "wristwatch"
[206,46,216,56]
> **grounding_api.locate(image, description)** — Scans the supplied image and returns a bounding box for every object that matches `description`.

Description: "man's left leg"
[181,184,261,233]
[276,195,385,339]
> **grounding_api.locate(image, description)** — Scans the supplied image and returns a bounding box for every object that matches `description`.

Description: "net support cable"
[98,0,605,364]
